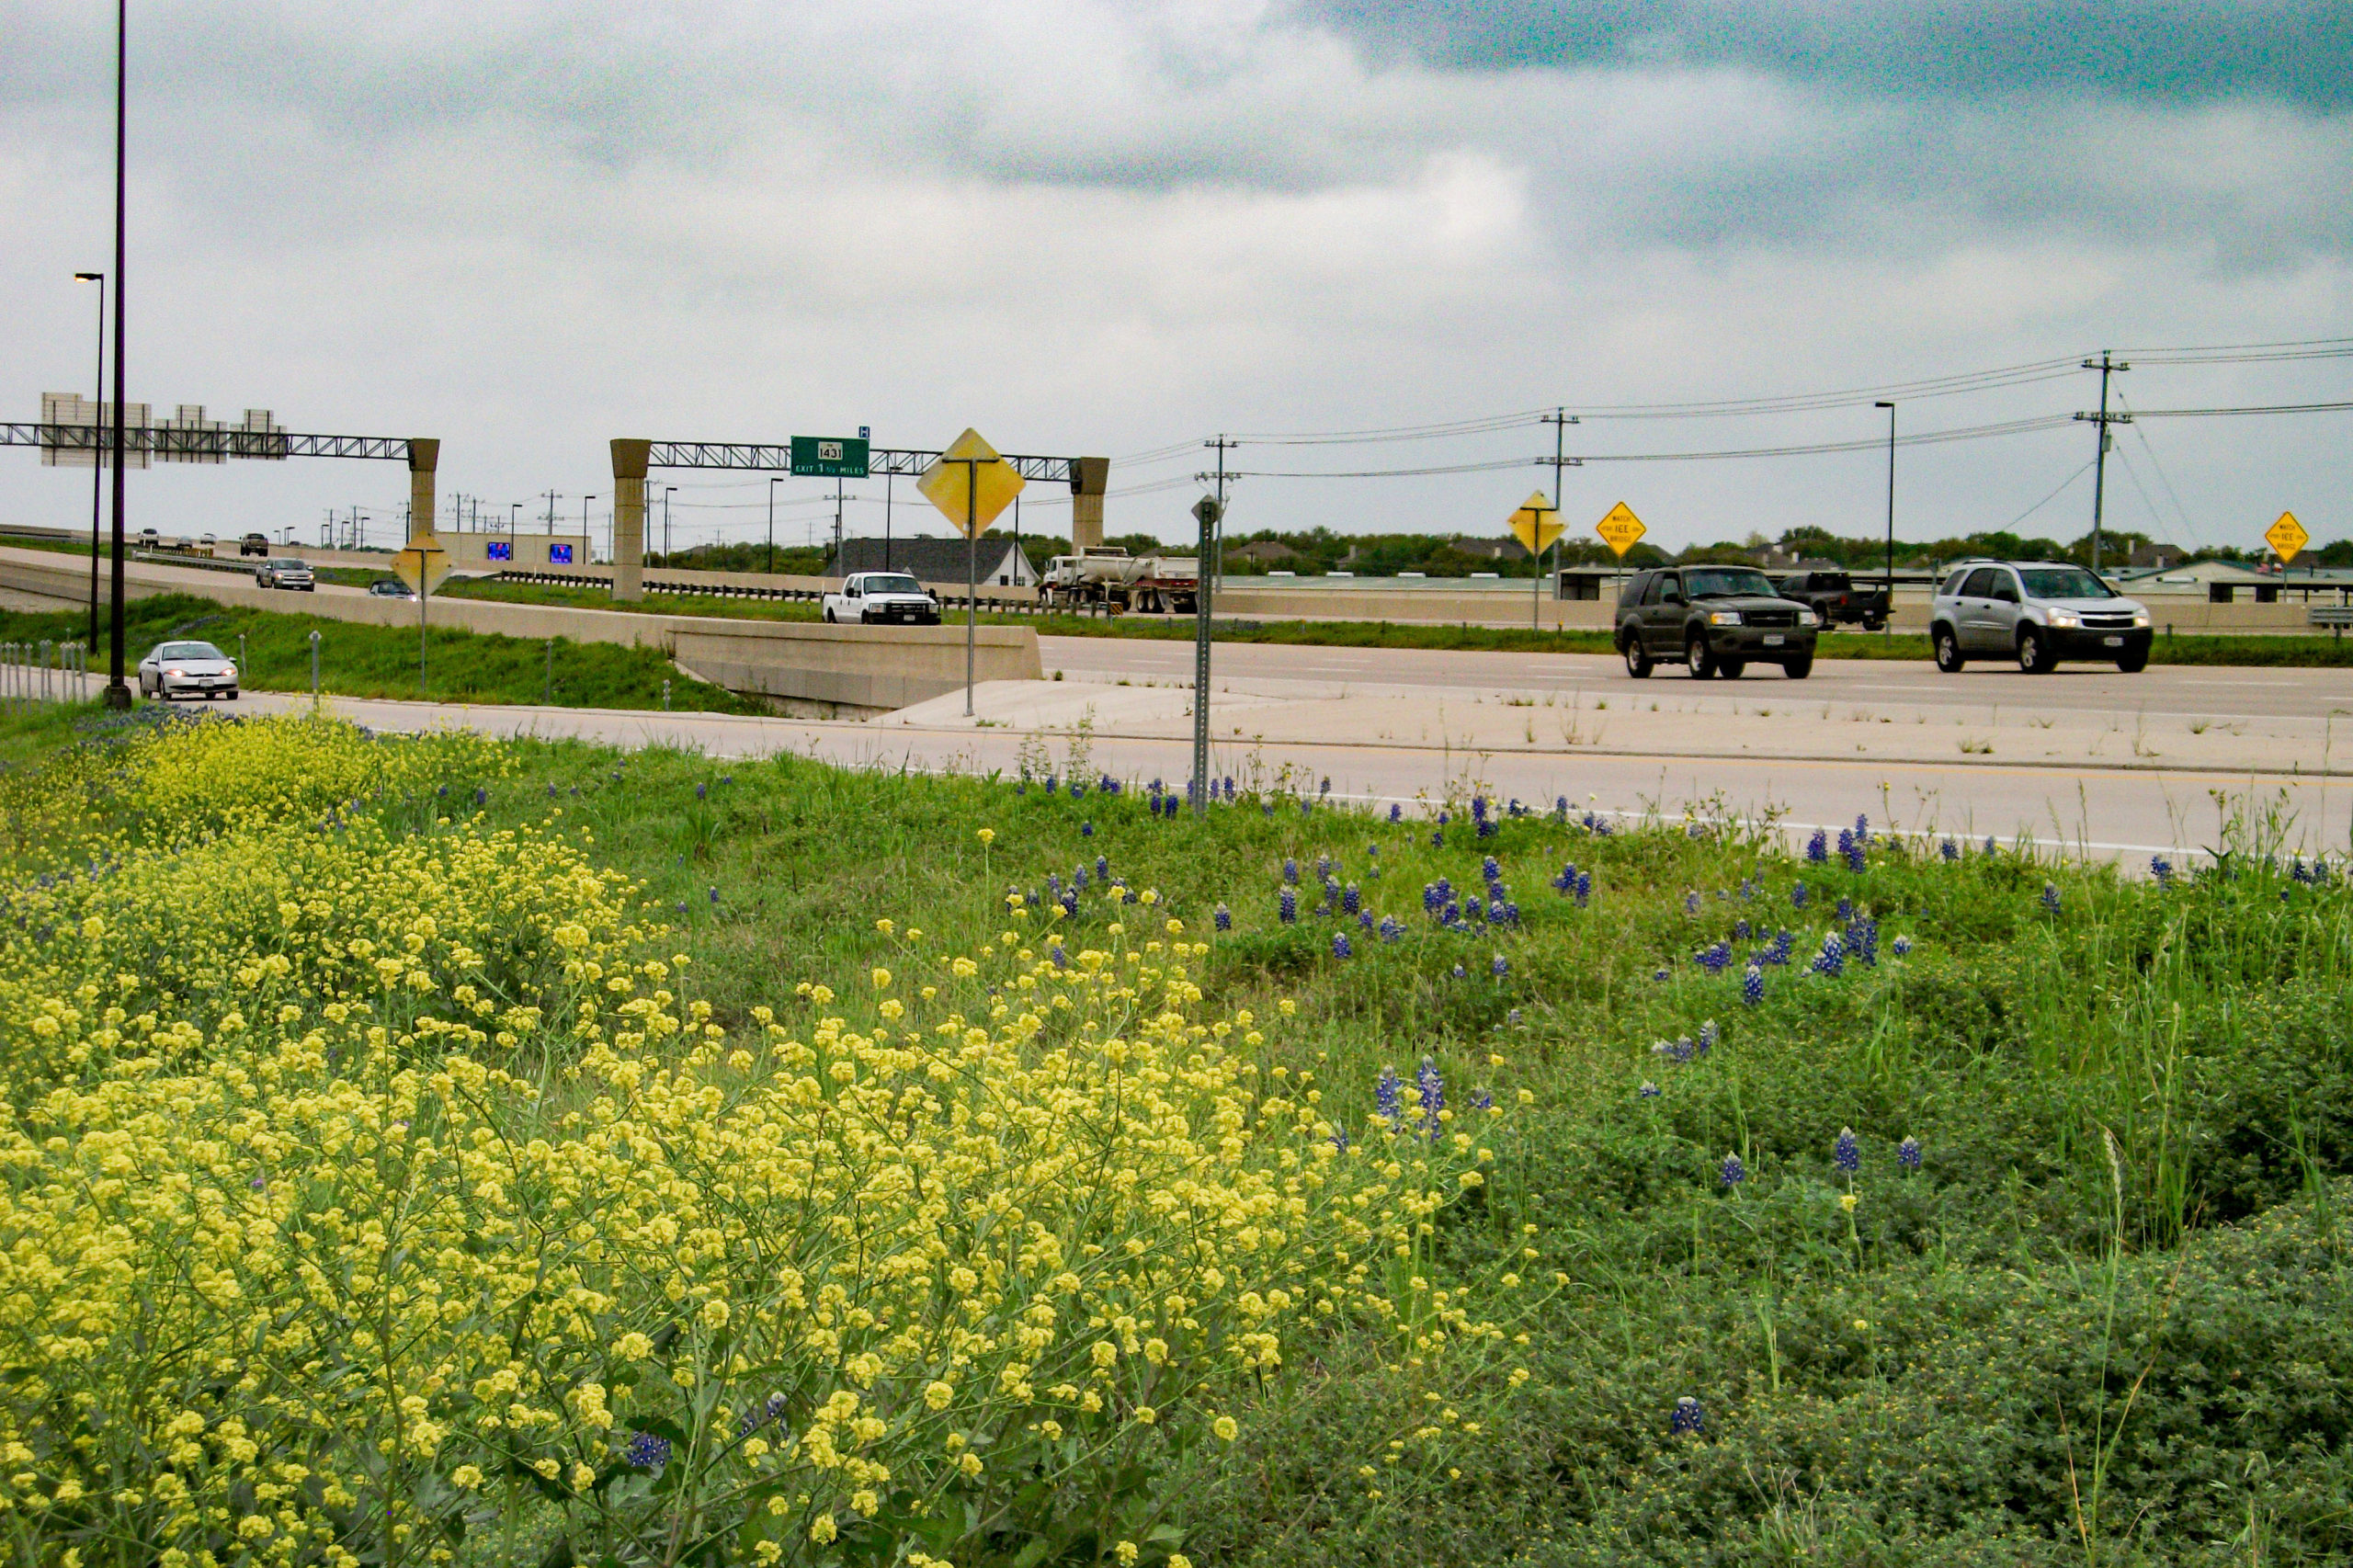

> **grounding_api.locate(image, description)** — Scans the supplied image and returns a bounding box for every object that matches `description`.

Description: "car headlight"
[1800,609,1820,627]
[165,667,183,677]
[2045,611,2080,629]
[1707,610,1743,627]
[2131,612,2150,628]
[224,664,236,677]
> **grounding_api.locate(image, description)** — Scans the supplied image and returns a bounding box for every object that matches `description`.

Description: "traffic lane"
[222,688,2352,862]
[1038,636,2353,722]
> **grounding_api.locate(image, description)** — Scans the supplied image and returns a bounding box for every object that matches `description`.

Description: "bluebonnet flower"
[1097,856,1109,880]
[1375,1067,1404,1131]
[1742,964,1765,1006]
[1431,829,1445,848]
[1283,857,1299,885]
[1331,1125,1350,1153]
[1070,779,1086,798]
[676,902,688,915]
[1854,813,1870,846]
[1051,944,1069,969]
[1279,887,1298,924]
[1892,934,1912,958]
[1333,931,1353,960]
[1768,929,1795,965]
[1317,853,1335,881]
[2152,856,2176,886]
[1321,777,1333,798]
[1508,1008,1523,1024]
[624,1432,674,1471]
[1898,1135,1923,1170]
[1734,918,1752,940]
[1452,963,1469,980]
[1442,901,1462,926]
[1836,897,1854,923]
[1379,915,1404,943]
[1491,953,1509,979]
[1081,820,1094,837]
[1477,814,1498,839]
[1806,828,1828,863]
[1639,1080,1661,1098]
[2041,882,2062,915]
[1654,967,1671,983]
[1836,826,1853,862]
[1416,1057,1446,1136]
[1553,863,1578,895]
[1846,835,1868,874]
[1466,896,1486,925]
[1698,1019,1719,1056]
[1720,1152,1746,1187]
[1224,777,1235,799]
[1359,909,1376,931]
[1792,881,1810,910]
[1483,855,1502,884]
[437,784,448,799]
[1344,883,1361,915]
[1684,890,1701,916]
[1555,795,1570,820]
[1847,917,1878,966]
[1834,1127,1860,1174]
[1500,901,1522,926]
[1214,903,1232,932]
[1671,1396,1705,1436]
[1740,878,1757,902]
[2290,856,2313,884]
[549,782,559,798]
[710,887,721,904]
[1811,931,1846,978]
[1472,795,1489,824]
[1470,1087,1495,1110]
[1390,801,1403,823]
[1984,835,1997,857]
[1695,939,1733,975]
[1574,871,1593,908]
[696,781,707,801]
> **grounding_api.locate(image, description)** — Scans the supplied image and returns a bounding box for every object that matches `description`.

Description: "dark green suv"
[1614,565,1820,679]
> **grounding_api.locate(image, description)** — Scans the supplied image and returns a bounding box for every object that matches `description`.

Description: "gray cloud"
[1298,2,2353,109]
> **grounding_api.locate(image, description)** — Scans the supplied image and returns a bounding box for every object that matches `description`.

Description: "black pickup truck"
[1776,570,1889,631]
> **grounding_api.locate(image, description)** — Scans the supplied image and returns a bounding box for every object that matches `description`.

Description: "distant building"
[824,536,1032,586]
[2128,541,2187,570]
[1229,540,1300,564]
[1449,536,1529,562]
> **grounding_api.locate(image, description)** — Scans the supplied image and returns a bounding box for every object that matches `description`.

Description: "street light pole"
[1874,401,1895,632]
[582,495,595,564]
[665,486,676,565]
[74,272,104,654]
[102,0,131,709]
[767,477,779,574]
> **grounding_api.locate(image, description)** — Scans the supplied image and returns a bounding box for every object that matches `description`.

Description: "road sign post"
[1509,491,1563,631]
[1595,502,1646,602]
[1191,494,1222,814]
[392,532,453,699]
[916,430,1025,717]
[2268,511,2310,573]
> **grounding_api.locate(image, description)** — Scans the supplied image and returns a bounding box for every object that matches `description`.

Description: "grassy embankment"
[0,592,756,710]
[0,705,2347,1566]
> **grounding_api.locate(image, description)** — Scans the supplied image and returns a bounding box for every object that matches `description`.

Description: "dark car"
[1777,569,1890,631]
[239,532,270,557]
[1616,565,1819,679]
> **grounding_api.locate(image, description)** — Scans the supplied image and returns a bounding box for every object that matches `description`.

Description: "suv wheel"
[1685,632,1717,680]
[1933,627,1965,673]
[1621,635,1653,679]
[823,607,835,623]
[2018,627,2054,674]
[1718,659,1745,679]
[1783,654,1813,680]
[2117,645,2149,675]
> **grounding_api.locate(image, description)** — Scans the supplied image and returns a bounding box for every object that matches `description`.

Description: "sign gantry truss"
[644,441,1083,487]
[3,423,415,464]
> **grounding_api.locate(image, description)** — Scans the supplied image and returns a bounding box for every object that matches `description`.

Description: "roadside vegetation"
[1,705,2347,1566]
[0,593,756,711]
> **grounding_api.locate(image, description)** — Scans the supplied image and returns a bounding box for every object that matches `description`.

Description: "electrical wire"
[2003,458,2097,531]
[2129,400,2353,417]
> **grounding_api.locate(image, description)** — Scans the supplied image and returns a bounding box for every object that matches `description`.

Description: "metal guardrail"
[2,640,88,710]
[131,550,263,577]
[2311,606,2353,634]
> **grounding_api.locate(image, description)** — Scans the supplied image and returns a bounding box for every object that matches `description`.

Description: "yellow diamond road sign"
[391,532,453,595]
[2267,510,2309,565]
[1509,491,1563,554]
[917,428,1028,540]
[1596,501,1646,558]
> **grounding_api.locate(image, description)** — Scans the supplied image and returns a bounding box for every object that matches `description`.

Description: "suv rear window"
[1959,567,1998,597]
[1618,571,1654,609]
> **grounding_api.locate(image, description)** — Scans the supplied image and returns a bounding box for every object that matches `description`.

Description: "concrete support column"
[611,438,650,601]
[407,438,439,541]
[1070,456,1109,551]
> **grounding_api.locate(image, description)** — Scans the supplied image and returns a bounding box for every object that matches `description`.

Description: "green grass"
[0,593,758,711]
[7,707,2346,1564]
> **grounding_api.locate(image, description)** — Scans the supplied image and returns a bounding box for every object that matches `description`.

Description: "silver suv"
[1929,561,2151,674]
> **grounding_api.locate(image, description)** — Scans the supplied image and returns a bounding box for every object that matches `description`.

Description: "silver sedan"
[137,640,240,701]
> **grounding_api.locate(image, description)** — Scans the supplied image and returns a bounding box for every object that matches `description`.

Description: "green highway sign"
[790,436,870,478]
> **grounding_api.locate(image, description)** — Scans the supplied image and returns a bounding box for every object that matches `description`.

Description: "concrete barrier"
[0,549,1042,708]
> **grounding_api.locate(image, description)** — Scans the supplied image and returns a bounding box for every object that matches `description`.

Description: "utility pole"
[767,477,779,574]
[102,0,130,709]
[834,476,846,565]
[545,490,561,536]
[1539,409,1582,629]
[1202,436,1237,589]
[2074,351,2131,575]
[665,486,676,566]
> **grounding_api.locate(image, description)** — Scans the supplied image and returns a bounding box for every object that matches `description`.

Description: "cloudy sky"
[5,0,2349,556]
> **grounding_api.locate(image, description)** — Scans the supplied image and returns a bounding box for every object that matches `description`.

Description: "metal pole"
[884,473,893,572]
[964,460,979,718]
[309,629,321,708]
[767,477,778,574]
[76,272,104,653]
[2089,352,2114,574]
[102,0,131,710]
[419,575,428,699]
[544,639,553,704]
[1193,500,1216,814]
[1876,400,1896,631]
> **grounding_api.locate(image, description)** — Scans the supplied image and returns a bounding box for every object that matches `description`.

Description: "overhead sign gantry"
[607,437,1109,600]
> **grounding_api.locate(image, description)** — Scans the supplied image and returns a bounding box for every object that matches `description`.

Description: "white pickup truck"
[823,572,941,626]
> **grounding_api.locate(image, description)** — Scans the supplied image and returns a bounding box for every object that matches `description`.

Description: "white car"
[1928,560,2153,674]
[137,639,239,701]
[824,572,940,626]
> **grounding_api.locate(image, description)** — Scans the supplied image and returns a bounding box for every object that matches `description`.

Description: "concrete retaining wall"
[0,550,1042,707]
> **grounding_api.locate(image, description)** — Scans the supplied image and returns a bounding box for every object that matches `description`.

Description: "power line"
[2003,458,2097,531]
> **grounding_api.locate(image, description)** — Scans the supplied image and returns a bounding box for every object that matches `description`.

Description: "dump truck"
[1040,548,1199,615]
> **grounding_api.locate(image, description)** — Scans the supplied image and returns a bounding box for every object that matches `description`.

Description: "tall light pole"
[664,486,676,565]
[74,272,104,653]
[581,495,595,563]
[102,0,131,709]
[767,477,780,574]
[1874,401,1895,631]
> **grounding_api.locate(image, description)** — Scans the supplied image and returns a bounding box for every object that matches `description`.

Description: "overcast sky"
[5,0,2349,555]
